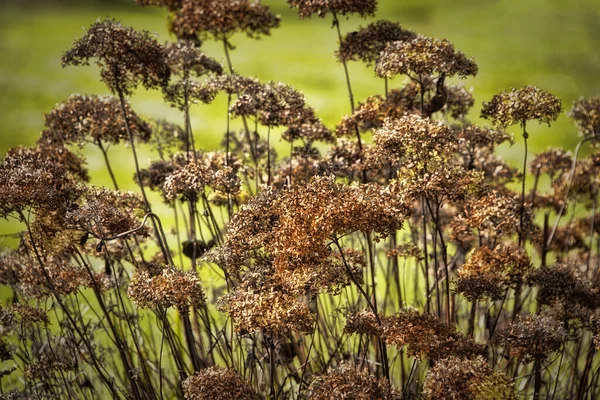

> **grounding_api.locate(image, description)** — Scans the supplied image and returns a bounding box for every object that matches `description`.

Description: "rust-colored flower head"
[182,366,261,400]
[382,309,485,360]
[62,19,170,95]
[306,363,400,400]
[423,356,516,400]
[170,0,280,42]
[41,95,151,147]
[288,0,377,19]
[375,35,478,79]
[495,314,564,363]
[337,20,416,65]
[344,309,381,336]
[569,96,600,137]
[165,41,223,76]
[481,86,562,128]
[128,265,205,312]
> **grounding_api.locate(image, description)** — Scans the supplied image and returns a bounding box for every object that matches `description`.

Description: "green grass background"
[0,0,599,242]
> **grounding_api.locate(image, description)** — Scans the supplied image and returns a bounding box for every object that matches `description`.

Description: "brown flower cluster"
[147,119,188,159]
[62,19,170,95]
[288,0,377,19]
[128,266,205,312]
[42,95,151,147]
[182,366,261,400]
[495,314,564,363]
[169,0,280,41]
[166,42,223,76]
[375,35,478,79]
[529,148,572,177]
[337,20,416,65]
[481,86,562,128]
[0,304,49,333]
[344,309,381,336]
[569,96,600,136]
[423,356,516,400]
[456,244,532,302]
[382,309,485,360]
[306,363,400,400]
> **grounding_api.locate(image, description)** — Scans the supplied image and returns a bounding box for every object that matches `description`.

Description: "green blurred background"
[0,0,599,241]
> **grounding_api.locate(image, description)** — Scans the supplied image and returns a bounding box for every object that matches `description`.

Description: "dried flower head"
[382,309,485,360]
[288,0,377,19]
[42,94,151,147]
[456,244,532,302]
[423,356,516,400]
[481,86,562,128]
[62,19,170,95]
[495,314,564,363]
[337,20,415,65]
[529,148,572,177]
[170,0,280,41]
[182,366,260,400]
[569,96,600,136]
[344,309,381,336]
[375,35,478,79]
[166,41,223,76]
[136,0,182,11]
[306,363,399,400]
[128,266,205,312]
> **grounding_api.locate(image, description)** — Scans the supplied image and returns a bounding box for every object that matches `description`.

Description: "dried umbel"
[306,363,399,400]
[382,309,484,360]
[128,266,205,312]
[423,356,516,400]
[569,96,600,137]
[344,309,381,336]
[530,148,572,177]
[136,0,182,11]
[166,42,223,76]
[62,19,170,95]
[456,244,532,302]
[495,314,564,363]
[481,86,562,128]
[375,35,478,79]
[182,366,261,400]
[170,0,280,41]
[148,119,188,158]
[0,304,49,333]
[42,94,151,147]
[217,286,314,335]
[337,20,415,65]
[288,0,377,19]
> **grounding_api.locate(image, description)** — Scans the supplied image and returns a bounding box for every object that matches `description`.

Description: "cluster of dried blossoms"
[2,0,600,399]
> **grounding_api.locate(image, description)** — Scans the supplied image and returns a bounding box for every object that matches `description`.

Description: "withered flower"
[288,0,377,19]
[166,41,223,76]
[128,266,205,312]
[569,96,600,137]
[136,0,182,11]
[170,0,280,41]
[529,148,572,177]
[41,94,151,146]
[337,20,415,65]
[182,366,261,400]
[423,356,516,400]
[481,86,562,128]
[62,19,170,95]
[306,363,399,400]
[375,35,478,79]
[494,314,564,364]
[344,309,381,336]
[382,309,485,360]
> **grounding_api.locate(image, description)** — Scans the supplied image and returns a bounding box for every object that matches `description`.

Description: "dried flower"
[529,148,572,177]
[375,35,478,79]
[288,0,377,19]
[344,309,381,336]
[423,356,516,400]
[306,363,399,400]
[62,19,170,95]
[569,96,600,136]
[182,366,261,400]
[481,86,562,128]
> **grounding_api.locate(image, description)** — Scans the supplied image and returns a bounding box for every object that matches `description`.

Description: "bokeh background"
[0,0,599,240]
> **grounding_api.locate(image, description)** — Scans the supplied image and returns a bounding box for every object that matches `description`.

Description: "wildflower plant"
[2,1,600,399]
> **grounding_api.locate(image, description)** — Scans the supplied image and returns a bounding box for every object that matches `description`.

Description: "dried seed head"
[481,86,562,128]
[288,0,377,19]
[375,35,478,79]
[344,309,381,336]
[182,366,261,400]
[62,19,170,95]
[530,148,572,177]
[569,96,600,137]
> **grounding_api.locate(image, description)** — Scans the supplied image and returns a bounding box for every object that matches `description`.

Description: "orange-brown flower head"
[569,96,600,137]
[41,94,151,147]
[288,0,377,19]
[423,356,516,400]
[481,86,562,128]
[62,19,170,95]
[306,363,400,400]
[344,309,381,336]
[182,366,261,400]
[337,20,416,65]
[170,0,280,41]
[375,35,478,79]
